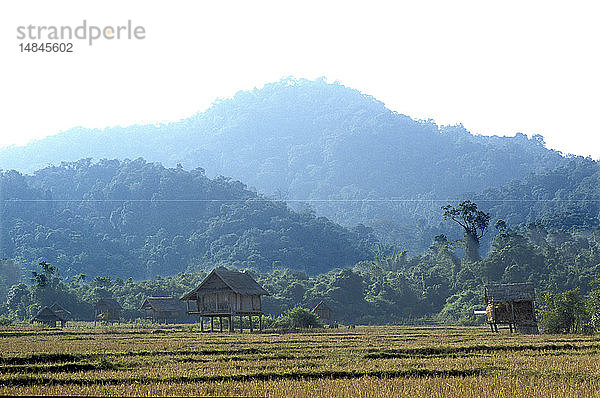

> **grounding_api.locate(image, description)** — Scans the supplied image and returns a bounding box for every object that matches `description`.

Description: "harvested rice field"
[0,325,599,397]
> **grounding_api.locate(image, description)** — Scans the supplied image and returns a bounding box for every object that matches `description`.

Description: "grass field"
[1,324,599,397]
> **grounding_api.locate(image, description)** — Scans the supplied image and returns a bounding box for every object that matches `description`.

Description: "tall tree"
[442,200,490,261]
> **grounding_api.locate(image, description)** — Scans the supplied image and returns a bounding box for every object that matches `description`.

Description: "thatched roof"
[485,283,535,304]
[95,298,122,310]
[49,303,71,318]
[181,267,269,300]
[140,297,182,312]
[313,301,332,312]
[31,306,66,322]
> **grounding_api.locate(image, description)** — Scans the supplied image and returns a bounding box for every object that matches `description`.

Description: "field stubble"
[0,325,599,397]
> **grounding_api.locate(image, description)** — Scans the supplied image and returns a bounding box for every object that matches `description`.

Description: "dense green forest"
[3,225,600,331]
[0,158,598,329]
[0,159,375,280]
[475,157,600,231]
[0,78,575,252]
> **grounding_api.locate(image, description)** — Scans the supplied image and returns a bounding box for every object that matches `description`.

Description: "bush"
[0,314,16,326]
[274,307,323,329]
[538,289,589,334]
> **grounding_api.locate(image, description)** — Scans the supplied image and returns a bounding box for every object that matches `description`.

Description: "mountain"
[0,77,574,252]
[475,157,600,231]
[0,159,376,279]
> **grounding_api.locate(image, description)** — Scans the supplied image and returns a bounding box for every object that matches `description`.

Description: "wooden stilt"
[211,317,214,332]
[229,315,234,332]
[220,317,223,332]
[240,315,243,333]
[250,315,253,332]
[510,301,515,333]
[489,323,494,332]
[201,317,204,332]
[259,314,262,331]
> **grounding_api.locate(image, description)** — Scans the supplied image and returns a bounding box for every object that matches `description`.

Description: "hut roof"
[95,298,122,310]
[313,301,332,312]
[485,283,535,303]
[181,267,269,300]
[49,303,71,318]
[32,306,66,322]
[140,297,182,312]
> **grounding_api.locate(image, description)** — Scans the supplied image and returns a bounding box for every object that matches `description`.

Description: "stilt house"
[180,267,269,332]
[49,303,71,322]
[140,297,184,323]
[485,283,538,334]
[31,306,67,327]
[94,298,121,324]
[312,301,333,323]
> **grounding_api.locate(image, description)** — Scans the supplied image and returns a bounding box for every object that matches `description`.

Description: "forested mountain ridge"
[0,158,376,280]
[475,157,600,232]
[0,78,572,252]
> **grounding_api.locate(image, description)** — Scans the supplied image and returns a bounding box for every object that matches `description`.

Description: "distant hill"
[475,157,600,232]
[0,159,376,279]
[0,77,575,252]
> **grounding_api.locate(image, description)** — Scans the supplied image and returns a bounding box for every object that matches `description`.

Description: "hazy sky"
[1,0,599,158]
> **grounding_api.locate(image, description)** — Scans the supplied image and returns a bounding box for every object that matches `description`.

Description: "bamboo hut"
[181,267,269,332]
[485,283,538,334]
[49,303,71,322]
[312,301,333,324]
[31,306,67,327]
[94,298,121,324]
[140,297,184,323]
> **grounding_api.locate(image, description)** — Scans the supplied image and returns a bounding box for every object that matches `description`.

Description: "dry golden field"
[1,324,600,397]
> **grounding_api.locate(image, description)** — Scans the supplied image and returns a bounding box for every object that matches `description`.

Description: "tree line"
[3,221,600,332]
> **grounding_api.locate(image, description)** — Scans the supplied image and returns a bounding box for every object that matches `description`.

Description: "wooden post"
[250,315,253,332]
[259,314,262,331]
[510,301,516,334]
[220,317,223,332]
[201,317,204,332]
[229,315,234,332]
[489,323,494,332]
[211,316,214,332]
[240,315,243,333]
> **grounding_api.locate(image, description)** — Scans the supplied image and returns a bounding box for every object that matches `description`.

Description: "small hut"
[485,283,538,334]
[49,303,71,322]
[31,306,67,327]
[140,297,184,323]
[94,298,121,324]
[312,301,333,324]
[181,267,269,332]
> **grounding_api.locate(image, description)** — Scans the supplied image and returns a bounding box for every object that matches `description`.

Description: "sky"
[1,0,599,158]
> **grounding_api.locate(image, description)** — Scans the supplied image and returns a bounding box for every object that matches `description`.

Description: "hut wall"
[513,301,535,322]
[486,301,535,324]
[108,309,120,320]
[316,308,332,320]
[252,295,261,311]
[200,292,237,312]
[241,295,252,311]
[155,310,181,320]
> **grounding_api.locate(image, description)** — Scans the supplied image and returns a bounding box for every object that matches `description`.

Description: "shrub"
[274,307,323,329]
[0,314,16,326]
[538,289,589,334]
